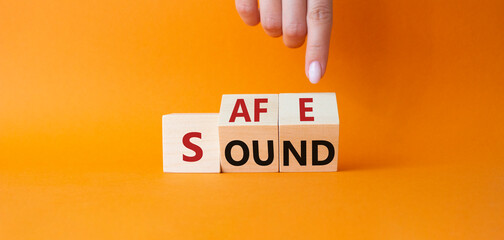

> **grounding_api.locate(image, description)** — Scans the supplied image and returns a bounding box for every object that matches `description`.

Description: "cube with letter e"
[219,94,279,172]
[279,93,339,172]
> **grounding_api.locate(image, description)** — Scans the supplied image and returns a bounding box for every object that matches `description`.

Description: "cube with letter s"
[162,113,220,173]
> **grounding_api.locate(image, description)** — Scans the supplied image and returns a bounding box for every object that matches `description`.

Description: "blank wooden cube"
[219,94,279,172]
[279,93,339,172]
[162,113,220,173]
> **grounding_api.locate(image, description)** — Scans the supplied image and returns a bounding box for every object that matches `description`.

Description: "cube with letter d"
[219,94,279,172]
[162,113,220,173]
[279,93,339,172]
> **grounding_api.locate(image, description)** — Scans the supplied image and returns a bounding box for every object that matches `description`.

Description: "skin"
[235,0,333,84]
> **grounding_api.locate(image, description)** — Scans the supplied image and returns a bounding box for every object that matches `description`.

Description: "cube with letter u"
[219,94,279,172]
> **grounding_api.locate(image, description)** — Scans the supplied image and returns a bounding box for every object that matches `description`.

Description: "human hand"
[235,0,333,84]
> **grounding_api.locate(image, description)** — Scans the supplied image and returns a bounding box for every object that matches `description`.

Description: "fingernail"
[308,61,321,84]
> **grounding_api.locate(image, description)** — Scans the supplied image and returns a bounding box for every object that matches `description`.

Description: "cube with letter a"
[162,113,220,173]
[279,93,339,172]
[219,94,279,172]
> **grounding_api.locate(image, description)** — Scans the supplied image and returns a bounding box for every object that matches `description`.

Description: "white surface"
[279,93,339,125]
[162,113,220,173]
[219,94,279,126]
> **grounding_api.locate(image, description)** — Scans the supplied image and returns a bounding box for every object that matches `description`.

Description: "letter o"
[225,140,249,166]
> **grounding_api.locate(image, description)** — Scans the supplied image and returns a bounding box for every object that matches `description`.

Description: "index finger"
[305,0,332,84]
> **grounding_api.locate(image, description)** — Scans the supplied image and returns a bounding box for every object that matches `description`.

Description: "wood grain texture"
[279,124,339,172]
[279,93,339,172]
[219,125,279,172]
[219,94,279,126]
[219,94,279,172]
[163,113,220,173]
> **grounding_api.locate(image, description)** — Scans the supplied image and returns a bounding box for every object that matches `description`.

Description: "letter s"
[182,132,203,162]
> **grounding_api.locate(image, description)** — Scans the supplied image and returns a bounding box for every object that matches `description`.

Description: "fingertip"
[236,0,260,26]
[244,18,260,26]
[261,20,283,38]
[307,61,322,84]
[283,36,305,48]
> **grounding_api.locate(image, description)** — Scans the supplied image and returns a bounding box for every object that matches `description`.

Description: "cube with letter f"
[219,94,279,172]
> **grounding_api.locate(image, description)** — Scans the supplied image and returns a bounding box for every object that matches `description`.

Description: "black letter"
[225,140,249,166]
[283,141,306,166]
[312,140,334,165]
[253,140,274,166]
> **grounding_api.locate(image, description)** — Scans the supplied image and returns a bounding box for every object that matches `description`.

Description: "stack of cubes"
[162,93,339,173]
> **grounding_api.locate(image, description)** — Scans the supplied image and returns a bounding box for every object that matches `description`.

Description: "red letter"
[182,132,203,162]
[299,98,314,121]
[254,98,268,122]
[229,99,251,122]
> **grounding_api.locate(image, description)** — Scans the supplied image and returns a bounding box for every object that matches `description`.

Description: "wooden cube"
[279,93,339,172]
[162,113,220,173]
[219,94,279,172]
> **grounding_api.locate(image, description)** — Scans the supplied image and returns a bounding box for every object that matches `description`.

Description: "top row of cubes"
[219,93,339,173]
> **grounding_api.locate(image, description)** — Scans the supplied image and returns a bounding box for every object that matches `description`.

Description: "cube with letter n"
[279,93,339,172]
[219,94,279,172]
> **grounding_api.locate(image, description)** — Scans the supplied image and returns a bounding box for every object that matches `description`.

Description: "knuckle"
[284,38,304,48]
[283,23,307,38]
[308,4,333,22]
[307,42,324,52]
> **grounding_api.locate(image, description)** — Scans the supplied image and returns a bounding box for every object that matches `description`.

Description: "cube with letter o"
[219,94,279,172]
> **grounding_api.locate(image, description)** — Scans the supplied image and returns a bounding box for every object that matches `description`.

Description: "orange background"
[1,0,504,239]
